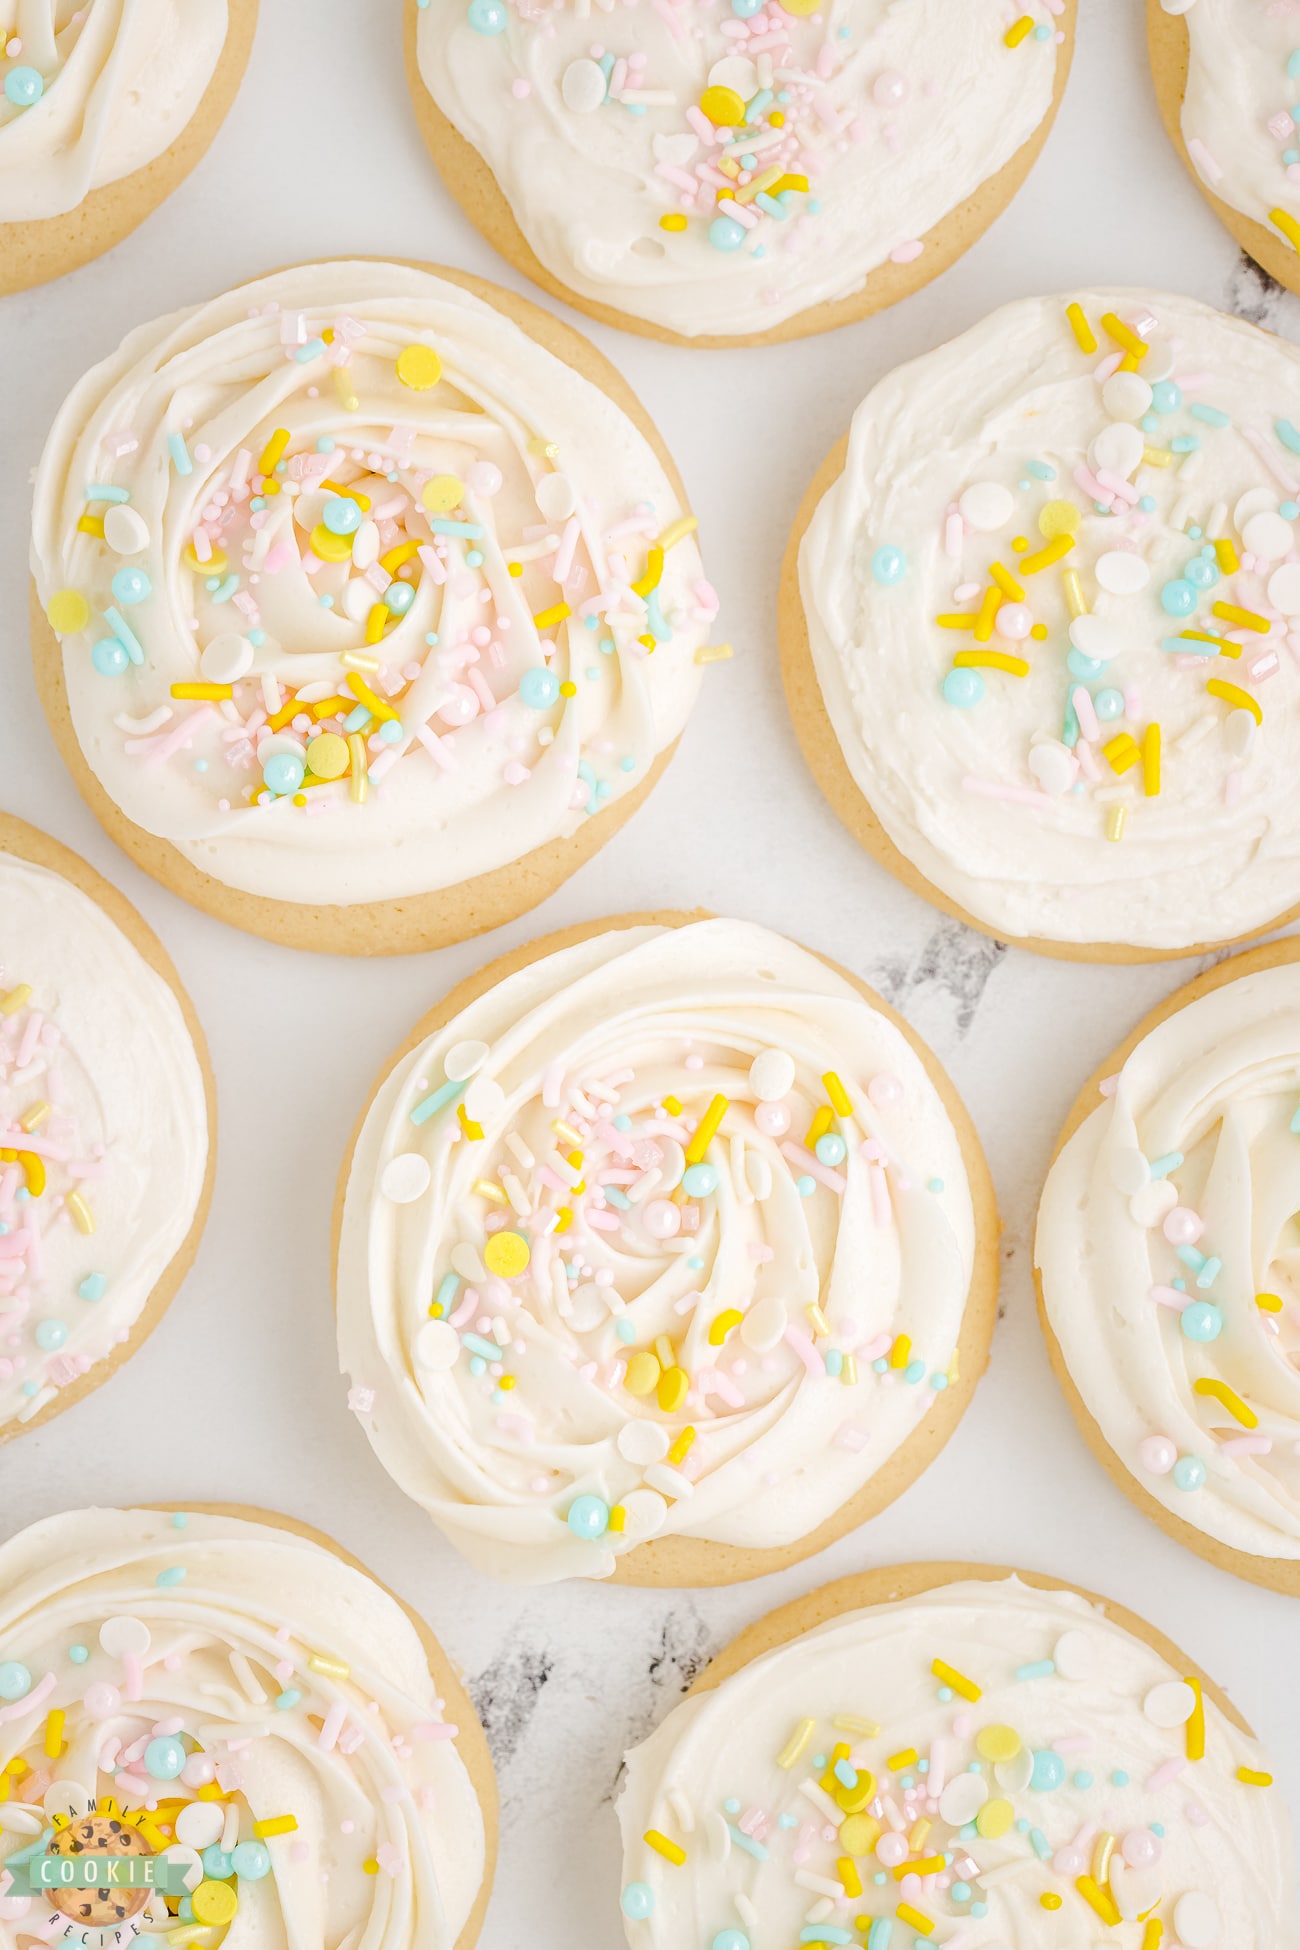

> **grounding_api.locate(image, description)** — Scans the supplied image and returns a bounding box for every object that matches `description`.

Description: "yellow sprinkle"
[777,1718,816,1769]
[533,602,571,631]
[1004,13,1033,45]
[657,1364,690,1413]
[76,513,105,538]
[18,1103,48,1134]
[46,589,90,635]
[806,1302,831,1338]
[952,650,1030,675]
[348,732,369,802]
[837,1856,863,1899]
[644,1829,686,1866]
[333,366,359,412]
[1193,1375,1258,1428]
[1184,1675,1206,1761]
[1214,538,1239,574]
[1092,1832,1116,1887]
[258,428,291,477]
[44,1709,65,1758]
[322,480,371,510]
[822,1071,853,1117]
[1076,1874,1122,1926]
[896,1904,933,1936]
[1039,499,1082,540]
[253,1815,299,1839]
[695,642,732,664]
[1062,568,1087,618]
[473,1178,508,1205]
[1106,804,1127,843]
[1101,311,1148,359]
[363,1859,380,1876]
[1142,446,1173,467]
[896,1855,946,1881]
[309,522,354,563]
[553,1208,572,1233]
[700,82,746,124]
[735,163,783,206]
[346,672,398,721]
[973,584,1001,643]
[1206,678,1262,723]
[707,1309,743,1348]
[1104,732,1141,774]
[1040,1892,1063,1911]
[1257,1292,1284,1312]
[1270,206,1300,253]
[341,651,381,674]
[657,515,698,551]
[171,682,232,701]
[1142,1921,1164,1950]
[308,1654,350,1679]
[889,1335,911,1371]
[659,213,688,232]
[66,1191,94,1234]
[607,1504,626,1531]
[887,1747,918,1772]
[660,1098,682,1121]
[1238,1766,1274,1786]
[935,613,976,631]
[0,985,31,1016]
[1019,534,1075,574]
[990,561,1025,602]
[1214,600,1270,634]
[806,1105,834,1148]
[840,1351,858,1386]
[931,1659,981,1703]
[1065,302,1097,353]
[666,1424,696,1466]
[907,1820,931,1851]
[396,343,442,391]
[1179,629,1240,659]
[686,1093,728,1165]
[1141,722,1161,797]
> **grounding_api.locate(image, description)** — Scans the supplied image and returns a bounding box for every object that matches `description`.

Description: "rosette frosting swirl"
[337,918,981,1584]
[32,262,712,909]
[0,1507,488,1950]
[1037,958,1300,1563]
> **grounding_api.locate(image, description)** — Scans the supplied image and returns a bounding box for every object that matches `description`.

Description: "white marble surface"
[1,1,1296,1942]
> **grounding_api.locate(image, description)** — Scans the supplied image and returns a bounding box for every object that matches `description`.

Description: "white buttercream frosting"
[1036,957,1300,1563]
[617,1576,1297,1949]
[0,1507,486,1950]
[0,850,208,1433]
[1176,0,1300,255]
[337,917,979,1584]
[31,261,713,909]
[0,0,229,224]
[799,288,1300,951]
[416,0,1064,339]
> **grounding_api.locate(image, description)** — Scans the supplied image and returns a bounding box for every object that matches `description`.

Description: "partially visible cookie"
[0,0,258,296]
[0,815,214,1442]
[1148,0,1300,295]
[405,0,1075,348]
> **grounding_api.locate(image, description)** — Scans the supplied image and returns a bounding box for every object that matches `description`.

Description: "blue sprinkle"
[1175,1243,1207,1272]
[1276,419,1300,454]
[295,338,327,363]
[105,605,144,664]
[410,1078,465,1126]
[1148,1151,1184,1178]
[1190,403,1230,427]
[461,1332,500,1361]
[276,1688,302,1709]
[727,1824,769,1861]
[155,1566,186,1588]
[433,1272,460,1315]
[78,1273,107,1302]
[86,483,130,503]
[167,433,192,475]
[1016,1659,1056,1681]
[1026,459,1056,480]
[904,1358,926,1384]
[430,518,485,539]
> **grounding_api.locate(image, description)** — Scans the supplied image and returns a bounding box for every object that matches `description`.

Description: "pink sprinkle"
[890,240,924,263]
[783,1324,824,1377]
[1145,1757,1184,1792]
[1188,136,1224,183]
[319,1702,347,1753]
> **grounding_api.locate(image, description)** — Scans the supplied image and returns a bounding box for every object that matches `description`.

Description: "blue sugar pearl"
[682,1162,719,1198]
[709,216,748,252]
[724,1798,741,1815]
[178,1898,195,1923]
[4,65,43,107]
[263,751,305,796]
[566,1493,610,1540]
[713,1935,751,1950]
[201,1846,234,1881]
[815,1132,847,1167]
[111,566,152,605]
[796,1175,815,1197]
[519,667,560,709]
[91,637,129,677]
[1283,500,1300,521]
[385,580,415,615]
[467,0,507,30]
[621,1884,654,1920]
[1160,578,1198,617]
[930,1371,949,1390]
[1030,1749,1065,1792]
[144,1735,187,1780]
[323,495,362,536]
[1151,380,1183,415]
[951,1883,971,1903]
[1173,1454,1206,1492]
[0,1662,31,1700]
[1073,1771,1093,1790]
[942,667,983,708]
[732,0,764,12]
[1066,649,1103,680]
[1094,688,1124,721]
[1180,1300,1222,1342]
[904,1358,926,1384]
[231,1841,271,1881]
[34,1319,67,1351]
[378,719,403,744]
[1185,556,1218,589]
[1111,1770,1130,1787]
[871,544,906,585]
[69,1644,89,1663]
[1139,494,1157,512]
[615,1319,635,1344]
[465,549,484,567]
[937,1686,954,1703]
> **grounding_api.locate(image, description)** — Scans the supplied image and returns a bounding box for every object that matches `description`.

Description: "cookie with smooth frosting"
[0,1503,495,1950]
[616,1561,1296,1948]
[404,0,1076,348]
[0,0,257,296]
[1036,937,1300,1597]
[1148,0,1300,296]
[30,260,720,955]
[0,815,213,1442]
[782,288,1300,962]
[334,910,997,1586]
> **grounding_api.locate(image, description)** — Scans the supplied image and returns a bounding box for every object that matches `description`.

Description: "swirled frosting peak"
[0,1507,487,1950]
[337,918,979,1584]
[0,0,229,224]
[32,261,715,908]
[1037,957,1300,1563]
[617,1577,1297,1949]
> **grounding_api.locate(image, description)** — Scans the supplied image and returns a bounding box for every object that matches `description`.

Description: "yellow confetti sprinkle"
[46,590,90,636]
[396,344,442,391]
[484,1231,531,1278]
[931,1659,981,1702]
[644,1829,686,1865]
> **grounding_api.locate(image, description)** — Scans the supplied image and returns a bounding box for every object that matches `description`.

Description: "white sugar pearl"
[199,632,254,683]
[414,1320,461,1371]
[1028,741,1075,795]
[619,1488,669,1537]
[1112,1860,1162,1921]
[445,1040,489,1081]
[99,1616,151,1658]
[561,58,606,112]
[1108,1146,1150,1195]
[959,482,1014,532]
[708,55,758,97]
[536,474,576,521]
[175,1803,225,1850]
[1095,550,1151,595]
[1267,562,1300,614]
[749,1049,795,1102]
[1102,373,1153,421]
[618,1419,670,1465]
[1068,613,1121,662]
[1130,1178,1177,1227]
[1140,339,1177,380]
[1091,422,1145,478]
[1052,1629,1096,1680]
[381,1153,430,1204]
[938,1773,988,1825]
[1174,1893,1221,1947]
[740,1296,787,1351]
[1234,486,1278,533]
[103,504,150,554]
[1243,510,1293,561]
[1143,1679,1197,1727]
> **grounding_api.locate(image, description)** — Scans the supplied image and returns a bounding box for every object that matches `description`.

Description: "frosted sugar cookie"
[0,0,257,295]
[617,1563,1296,1946]
[406,0,1075,347]
[0,815,212,1441]
[335,911,997,1585]
[784,289,1300,960]
[1037,937,1300,1596]
[31,261,718,954]
[0,1504,495,1948]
